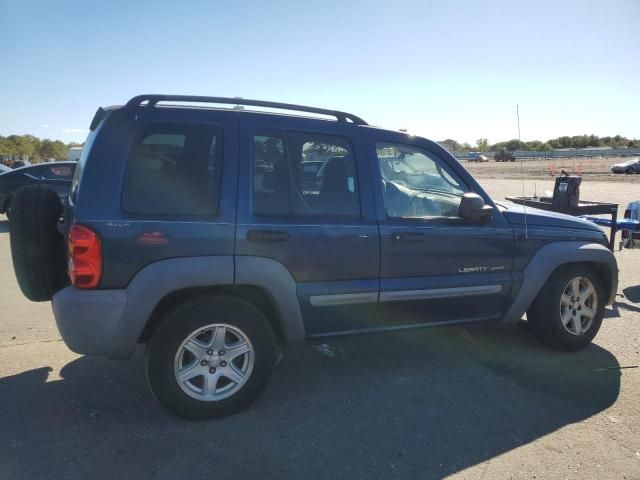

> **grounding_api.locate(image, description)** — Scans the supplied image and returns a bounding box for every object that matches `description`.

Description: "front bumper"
[52,287,127,357]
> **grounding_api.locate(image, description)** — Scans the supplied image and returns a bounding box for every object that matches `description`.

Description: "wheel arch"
[109,255,304,359]
[139,284,288,353]
[502,241,618,324]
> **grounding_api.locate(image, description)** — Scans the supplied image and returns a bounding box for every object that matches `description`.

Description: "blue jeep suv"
[9,95,618,419]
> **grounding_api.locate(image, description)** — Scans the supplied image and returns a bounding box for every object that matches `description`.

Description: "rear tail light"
[68,224,102,289]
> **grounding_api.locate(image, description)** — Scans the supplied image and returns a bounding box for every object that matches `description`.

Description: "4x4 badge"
[106,221,130,228]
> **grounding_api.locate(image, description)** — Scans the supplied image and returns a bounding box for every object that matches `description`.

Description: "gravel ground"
[466,156,640,183]
[0,184,638,480]
[478,177,640,215]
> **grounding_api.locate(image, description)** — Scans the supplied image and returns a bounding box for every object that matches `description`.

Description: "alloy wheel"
[173,324,254,401]
[559,276,598,336]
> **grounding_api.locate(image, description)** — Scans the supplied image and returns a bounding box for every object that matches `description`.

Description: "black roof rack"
[124,94,368,125]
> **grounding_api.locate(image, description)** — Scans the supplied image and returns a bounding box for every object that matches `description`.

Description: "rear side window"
[252,130,359,217]
[122,123,222,216]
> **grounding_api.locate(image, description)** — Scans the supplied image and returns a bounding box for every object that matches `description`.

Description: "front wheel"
[146,295,277,419]
[527,265,605,351]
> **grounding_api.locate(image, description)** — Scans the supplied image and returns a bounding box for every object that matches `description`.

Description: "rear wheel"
[527,265,605,351]
[3,196,12,220]
[9,185,69,301]
[146,295,277,419]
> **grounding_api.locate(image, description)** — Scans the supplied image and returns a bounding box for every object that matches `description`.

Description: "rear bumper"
[52,287,127,357]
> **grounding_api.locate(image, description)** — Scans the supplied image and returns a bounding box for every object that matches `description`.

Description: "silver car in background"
[611,158,640,174]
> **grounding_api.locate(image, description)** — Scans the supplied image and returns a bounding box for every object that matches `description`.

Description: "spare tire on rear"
[10,185,69,301]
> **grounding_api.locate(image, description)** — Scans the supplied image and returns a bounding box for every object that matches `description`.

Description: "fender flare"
[109,255,304,359]
[234,256,305,346]
[109,256,234,358]
[502,241,618,324]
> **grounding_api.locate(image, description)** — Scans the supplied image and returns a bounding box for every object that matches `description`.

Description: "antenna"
[517,104,528,240]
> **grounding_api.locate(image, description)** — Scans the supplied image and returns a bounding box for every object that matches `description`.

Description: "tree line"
[0,134,83,162]
[2,132,638,161]
[442,134,640,153]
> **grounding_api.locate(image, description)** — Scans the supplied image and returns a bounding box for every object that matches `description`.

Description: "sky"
[1,0,638,146]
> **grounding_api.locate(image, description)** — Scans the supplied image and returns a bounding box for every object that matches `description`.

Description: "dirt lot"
[0,181,639,479]
[479,177,640,218]
[466,156,640,184]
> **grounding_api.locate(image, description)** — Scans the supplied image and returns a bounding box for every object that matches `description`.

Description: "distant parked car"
[494,149,515,162]
[611,158,640,174]
[12,160,31,168]
[0,161,76,218]
[468,153,489,162]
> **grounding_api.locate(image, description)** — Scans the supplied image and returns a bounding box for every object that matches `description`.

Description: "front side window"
[123,123,222,216]
[376,143,466,218]
[253,131,359,217]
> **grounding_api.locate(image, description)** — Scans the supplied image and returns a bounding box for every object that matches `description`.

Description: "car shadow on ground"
[622,285,640,303]
[0,219,9,234]
[0,324,621,480]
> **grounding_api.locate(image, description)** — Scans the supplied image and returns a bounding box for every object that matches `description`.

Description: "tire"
[9,185,69,301]
[527,264,605,351]
[626,168,633,174]
[3,196,12,220]
[146,295,278,419]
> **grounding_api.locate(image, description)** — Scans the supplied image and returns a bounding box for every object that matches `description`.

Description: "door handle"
[247,229,290,242]
[392,232,424,242]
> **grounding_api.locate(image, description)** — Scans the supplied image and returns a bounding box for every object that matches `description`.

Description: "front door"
[235,115,380,336]
[364,129,514,327]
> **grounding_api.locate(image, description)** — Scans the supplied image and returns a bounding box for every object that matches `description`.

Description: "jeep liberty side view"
[9,95,618,419]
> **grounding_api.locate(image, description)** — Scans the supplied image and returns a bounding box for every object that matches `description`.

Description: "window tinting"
[253,131,359,217]
[253,133,287,216]
[376,143,467,218]
[123,123,222,215]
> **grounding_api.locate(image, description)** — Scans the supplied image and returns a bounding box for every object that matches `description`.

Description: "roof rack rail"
[124,94,368,125]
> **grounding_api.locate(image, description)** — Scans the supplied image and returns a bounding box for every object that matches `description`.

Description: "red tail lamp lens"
[68,224,102,289]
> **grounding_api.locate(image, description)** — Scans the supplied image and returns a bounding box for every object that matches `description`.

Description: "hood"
[502,203,602,232]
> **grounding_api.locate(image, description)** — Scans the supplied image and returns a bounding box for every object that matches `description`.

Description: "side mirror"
[458,192,494,222]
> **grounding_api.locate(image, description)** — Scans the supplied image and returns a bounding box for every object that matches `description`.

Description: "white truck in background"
[67,146,83,162]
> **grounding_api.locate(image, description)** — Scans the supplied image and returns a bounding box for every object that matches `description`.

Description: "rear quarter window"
[122,123,222,216]
[70,129,98,204]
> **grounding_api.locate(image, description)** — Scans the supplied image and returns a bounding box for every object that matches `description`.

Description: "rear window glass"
[33,163,75,180]
[122,123,222,216]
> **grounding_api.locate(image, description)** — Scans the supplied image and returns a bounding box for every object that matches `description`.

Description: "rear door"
[235,115,380,336]
[364,128,514,327]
